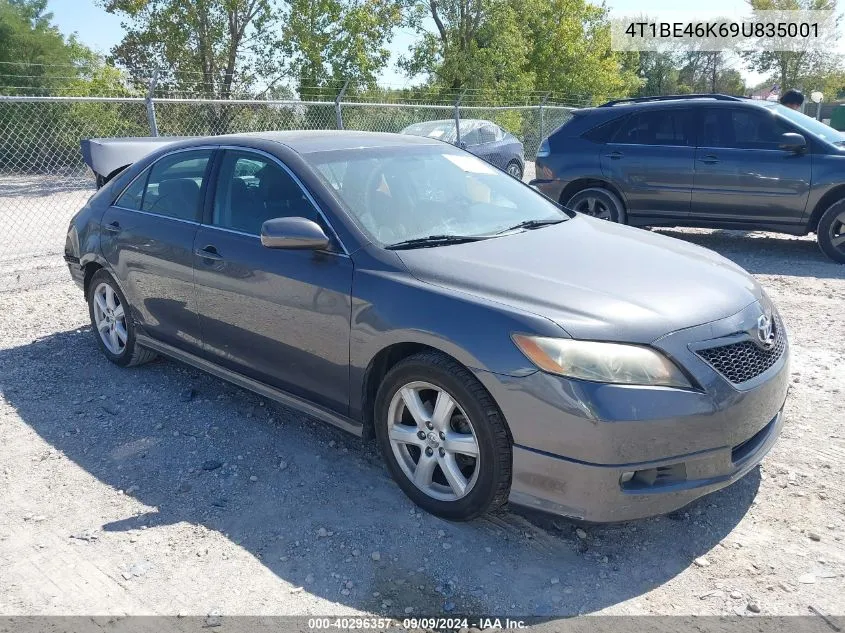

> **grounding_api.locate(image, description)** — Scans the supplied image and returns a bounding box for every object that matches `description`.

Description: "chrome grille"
[697,315,786,385]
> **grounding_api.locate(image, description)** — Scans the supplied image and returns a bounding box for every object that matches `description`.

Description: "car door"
[193,148,354,414]
[691,107,812,223]
[600,108,695,219]
[101,148,213,353]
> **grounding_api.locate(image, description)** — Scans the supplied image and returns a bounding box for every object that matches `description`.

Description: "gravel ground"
[1,194,843,622]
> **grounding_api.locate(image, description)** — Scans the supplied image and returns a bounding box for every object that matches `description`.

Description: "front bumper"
[472,300,790,522]
[508,408,783,522]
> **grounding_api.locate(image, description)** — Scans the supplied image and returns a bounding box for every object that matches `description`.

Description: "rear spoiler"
[80,136,195,187]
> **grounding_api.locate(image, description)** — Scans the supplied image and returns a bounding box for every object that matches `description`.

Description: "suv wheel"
[817,199,845,263]
[374,351,512,521]
[565,187,626,223]
[87,269,157,367]
[505,160,523,180]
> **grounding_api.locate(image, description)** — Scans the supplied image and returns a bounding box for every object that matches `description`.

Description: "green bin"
[829,104,845,131]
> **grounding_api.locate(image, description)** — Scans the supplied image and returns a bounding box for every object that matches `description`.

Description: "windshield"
[765,103,845,144]
[401,120,459,143]
[306,146,567,246]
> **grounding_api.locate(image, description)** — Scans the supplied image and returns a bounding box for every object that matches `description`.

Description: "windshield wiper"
[385,234,486,250]
[494,217,566,234]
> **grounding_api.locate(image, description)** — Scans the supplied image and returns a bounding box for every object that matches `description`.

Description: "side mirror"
[260,217,331,250]
[779,132,807,153]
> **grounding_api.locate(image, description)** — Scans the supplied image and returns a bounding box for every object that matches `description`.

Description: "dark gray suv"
[532,94,845,263]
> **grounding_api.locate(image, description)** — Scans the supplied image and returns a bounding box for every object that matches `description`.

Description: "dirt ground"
[0,193,843,623]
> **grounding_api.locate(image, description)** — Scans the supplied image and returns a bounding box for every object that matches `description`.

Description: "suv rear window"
[582,117,625,143]
[612,110,693,146]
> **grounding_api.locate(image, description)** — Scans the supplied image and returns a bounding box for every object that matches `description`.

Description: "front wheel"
[505,160,523,180]
[374,352,512,520]
[817,199,845,263]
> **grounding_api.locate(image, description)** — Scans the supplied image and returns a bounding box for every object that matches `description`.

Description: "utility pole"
[335,79,350,130]
[146,70,159,137]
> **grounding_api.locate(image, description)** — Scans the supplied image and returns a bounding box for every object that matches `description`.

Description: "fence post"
[453,89,467,146]
[146,70,159,137]
[335,79,350,130]
[538,93,550,142]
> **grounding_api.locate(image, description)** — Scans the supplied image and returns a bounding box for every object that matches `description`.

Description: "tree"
[400,0,638,103]
[676,52,745,95]
[518,0,639,103]
[400,0,534,96]
[280,0,403,97]
[100,0,278,98]
[742,0,841,92]
[0,0,100,94]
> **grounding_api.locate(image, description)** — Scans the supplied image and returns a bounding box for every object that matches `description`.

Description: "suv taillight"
[536,138,550,158]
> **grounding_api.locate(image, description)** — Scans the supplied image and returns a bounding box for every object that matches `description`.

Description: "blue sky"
[47,0,789,89]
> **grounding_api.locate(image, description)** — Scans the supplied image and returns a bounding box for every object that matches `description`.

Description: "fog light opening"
[620,463,687,491]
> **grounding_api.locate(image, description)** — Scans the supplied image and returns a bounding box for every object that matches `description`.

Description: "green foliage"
[100,0,278,97]
[0,0,147,171]
[741,0,842,92]
[0,0,102,93]
[281,0,403,97]
[400,0,638,104]
[519,0,639,103]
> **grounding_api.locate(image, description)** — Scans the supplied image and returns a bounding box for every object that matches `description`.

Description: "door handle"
[700,155,720,165]
[605,151,623,160]
[195,245,223,261]
[104,221,121,233]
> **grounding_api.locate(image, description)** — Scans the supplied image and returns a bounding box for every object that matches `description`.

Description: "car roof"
[403,118,494,126]
[182,130,446,153]
[595,95,769,111]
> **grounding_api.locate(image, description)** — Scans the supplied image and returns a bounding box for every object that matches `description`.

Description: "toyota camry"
[65,131,789,522]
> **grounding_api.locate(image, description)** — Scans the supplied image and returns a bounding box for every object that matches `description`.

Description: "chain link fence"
[0,95,577,262]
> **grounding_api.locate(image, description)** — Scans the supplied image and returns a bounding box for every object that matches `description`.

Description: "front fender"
[347,256,566,417]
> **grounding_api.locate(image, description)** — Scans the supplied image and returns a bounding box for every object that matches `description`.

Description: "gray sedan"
[65,131,789,522]
[401,119,525,179]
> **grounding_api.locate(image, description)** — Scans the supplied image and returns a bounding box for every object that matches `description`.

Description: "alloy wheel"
[572,194,612,220]
[92,282,128,355]
[387,381,480,501]
[506,162,522,179]
[829,208,845,254]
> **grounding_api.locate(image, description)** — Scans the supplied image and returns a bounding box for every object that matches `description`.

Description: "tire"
[564,187,626,223]
[505,160,523,180]
[87,269,157,367]
[374,351,512,521]
[817,199,845,263]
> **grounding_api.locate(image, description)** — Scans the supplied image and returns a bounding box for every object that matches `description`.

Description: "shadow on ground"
[1,327,760,617]
[655,229,845,279]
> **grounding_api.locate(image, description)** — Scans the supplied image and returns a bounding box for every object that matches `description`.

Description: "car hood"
[395,216,762,343]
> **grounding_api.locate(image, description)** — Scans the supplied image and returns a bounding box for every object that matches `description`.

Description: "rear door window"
[115,168,149,210]
[140,150,213,222]
[612,110,693,146]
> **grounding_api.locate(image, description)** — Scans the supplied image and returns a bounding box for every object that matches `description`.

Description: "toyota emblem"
[757,314,776,349]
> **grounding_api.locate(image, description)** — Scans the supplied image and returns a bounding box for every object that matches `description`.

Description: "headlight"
[512,335,692,388]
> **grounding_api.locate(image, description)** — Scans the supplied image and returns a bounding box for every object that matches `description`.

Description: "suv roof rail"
[599,94,745,107]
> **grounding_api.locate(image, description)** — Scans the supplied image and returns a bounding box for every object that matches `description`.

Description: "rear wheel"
[87,269,156,367]
[505,160,523,180]
[565,187,626,223]
[817,199,845,263]
[374,351,511,520]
